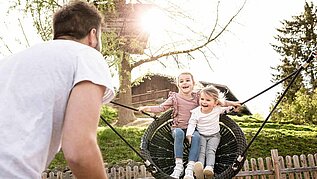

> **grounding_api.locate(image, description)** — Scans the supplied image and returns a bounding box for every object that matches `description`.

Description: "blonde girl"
[186,85,240,179]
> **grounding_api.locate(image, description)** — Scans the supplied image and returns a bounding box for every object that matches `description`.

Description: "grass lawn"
[48,115,317,171]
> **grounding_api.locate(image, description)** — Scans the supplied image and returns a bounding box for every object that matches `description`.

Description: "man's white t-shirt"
[0,40,114,178]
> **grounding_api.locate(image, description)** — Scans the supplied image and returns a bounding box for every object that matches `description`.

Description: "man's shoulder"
[50,40,102,57]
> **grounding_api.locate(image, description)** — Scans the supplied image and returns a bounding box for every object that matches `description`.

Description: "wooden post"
[111,167,117,179]
[266,157,275,179]
[244,159,251,179]
[278,156,286,179]
[251,158,259,179]
[41,172,47,179]
[140,165,147,177]
[133,166,139,178]
[56,171,63,179]
[293,155,302,178]
[64,171,72,179]
[258,157,266,179]
[285,155,295,179]
[300,154,310,179]
[271,149,281,179]
[308,154,317,179]
[126,166,132,179]
[118,166,125,178]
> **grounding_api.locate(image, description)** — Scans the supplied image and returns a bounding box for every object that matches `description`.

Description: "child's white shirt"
[186,106,232,136]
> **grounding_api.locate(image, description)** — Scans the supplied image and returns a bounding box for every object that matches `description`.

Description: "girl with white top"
[186,85,240,179]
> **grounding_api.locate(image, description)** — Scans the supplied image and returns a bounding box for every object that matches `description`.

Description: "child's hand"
[138,106,148,112]
[232,101,241,108]
[186,135,192,145]
[231,102,241,112]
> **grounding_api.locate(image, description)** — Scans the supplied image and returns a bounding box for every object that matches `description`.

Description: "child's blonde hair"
[200,85,226,104]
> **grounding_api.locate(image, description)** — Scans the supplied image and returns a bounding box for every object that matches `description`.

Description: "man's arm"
[62,81,107,179]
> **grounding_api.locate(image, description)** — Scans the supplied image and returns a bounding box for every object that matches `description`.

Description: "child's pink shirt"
[148,92,199,129]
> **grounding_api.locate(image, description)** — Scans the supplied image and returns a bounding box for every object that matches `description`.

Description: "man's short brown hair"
[53,0,104,40]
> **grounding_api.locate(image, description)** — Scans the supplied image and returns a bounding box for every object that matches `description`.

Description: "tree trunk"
[116,52,137,126]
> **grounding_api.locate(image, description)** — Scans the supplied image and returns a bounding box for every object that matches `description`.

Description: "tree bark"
[116,52,137,126]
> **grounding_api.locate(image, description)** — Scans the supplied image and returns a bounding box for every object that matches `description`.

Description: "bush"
[271,88,317,124]
[99,105,118,126]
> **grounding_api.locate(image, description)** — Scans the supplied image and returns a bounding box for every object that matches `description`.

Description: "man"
[0,1,114,178]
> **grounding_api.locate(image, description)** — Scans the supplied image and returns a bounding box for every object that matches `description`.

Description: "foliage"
[271,2,317,93]
[48,115,317,171]
[11,0,61,41]
[10,0,119,41]
[271,2,317,123]
[99,105,118,126]
[271,88,317,124]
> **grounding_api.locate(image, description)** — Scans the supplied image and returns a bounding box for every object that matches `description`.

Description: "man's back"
[0,40,111,178]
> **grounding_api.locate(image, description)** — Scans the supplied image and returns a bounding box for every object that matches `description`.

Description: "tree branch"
[131,0,246,69]
[18,18,30,47]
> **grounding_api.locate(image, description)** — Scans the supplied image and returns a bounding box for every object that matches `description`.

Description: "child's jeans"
[172,128,200,162]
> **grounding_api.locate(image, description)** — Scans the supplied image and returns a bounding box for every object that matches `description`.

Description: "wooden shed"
[131,73,178,105]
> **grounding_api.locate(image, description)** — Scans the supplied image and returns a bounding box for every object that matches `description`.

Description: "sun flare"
[140,7,167,34]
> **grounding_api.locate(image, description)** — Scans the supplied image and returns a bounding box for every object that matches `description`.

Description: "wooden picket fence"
[232,149,317,179]
[42,149,317,179]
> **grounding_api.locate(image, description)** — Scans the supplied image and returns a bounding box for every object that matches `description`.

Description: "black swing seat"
[140,110,247,179]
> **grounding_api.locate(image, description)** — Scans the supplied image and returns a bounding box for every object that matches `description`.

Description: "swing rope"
[240,70,297,105]
[232,50,316,169]
[110,101,158,120]
[100,115,158,174]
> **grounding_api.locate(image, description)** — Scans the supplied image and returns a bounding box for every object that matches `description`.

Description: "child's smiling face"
[178,74,194,95]
[199,91,218,113]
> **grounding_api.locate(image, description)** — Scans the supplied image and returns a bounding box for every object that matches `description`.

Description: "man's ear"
[88,28,97,47]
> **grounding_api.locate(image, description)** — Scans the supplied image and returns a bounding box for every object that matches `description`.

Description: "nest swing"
[140,110,247,179]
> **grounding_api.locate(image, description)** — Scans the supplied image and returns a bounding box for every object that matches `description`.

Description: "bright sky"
[135,0,315,117]
[194,0,312,116]
[0,0,315,117]
[192,0,315,116]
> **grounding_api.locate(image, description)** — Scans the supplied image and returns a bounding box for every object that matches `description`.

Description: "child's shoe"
[203,165,214,178]
[193,162,204,179]
[183,162,194,179]
[170,163,183,179]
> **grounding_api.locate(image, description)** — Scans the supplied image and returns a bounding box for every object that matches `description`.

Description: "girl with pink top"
[139,72,240,179]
